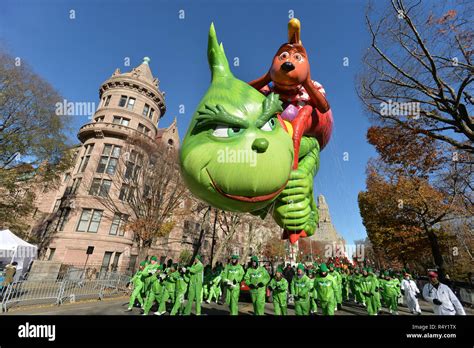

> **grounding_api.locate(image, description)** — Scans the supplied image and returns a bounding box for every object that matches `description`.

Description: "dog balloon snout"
[281,61,295,72]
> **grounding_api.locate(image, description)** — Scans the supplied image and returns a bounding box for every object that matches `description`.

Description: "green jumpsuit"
[128,268,145,309]
[244,266,270,316]
[184,260,204,315]
[330,269,343,307]
[291,274,312,315]
[352,273,364,304]
[268,277,288,315]
[143,271,164,315]
[202,267,212,301]
[360,274,377,315]
[207,270,222,303]
[171,271,189,315]
[341,271,350,301]
[158,268,177,314]
[382,278,401,312]
[308,272,318,314]
[222,263,245,315]
[378,276,387,306]
[314,273,337,315]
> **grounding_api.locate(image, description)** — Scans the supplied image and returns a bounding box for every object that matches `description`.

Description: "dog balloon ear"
[288,18,302,44]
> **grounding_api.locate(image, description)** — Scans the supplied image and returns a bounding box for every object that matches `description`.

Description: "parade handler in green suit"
[382,272,402,315]
[156,263,177,315]
[314,263,337,315]
[222,255,245,315]
[184,255,204,315]
[291,263,312,315]
[360,268,378,315]
[126,261,146,311]
[171,265,190,315]
[142,264,164,315]
[268,266,289,315]
[244,256,270,315]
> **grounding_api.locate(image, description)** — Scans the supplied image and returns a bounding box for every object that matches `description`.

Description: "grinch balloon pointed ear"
[208,22,233,80]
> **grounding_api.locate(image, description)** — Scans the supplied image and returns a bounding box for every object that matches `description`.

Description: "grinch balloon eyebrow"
[195,104,249,129]
[195,93,283,131]
[255,93,283,127]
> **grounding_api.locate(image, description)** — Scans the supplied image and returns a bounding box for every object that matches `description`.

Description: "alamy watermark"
[324,243,366,261]
[217,147,257,167]
[380,99,420,119]
[55,99,96,117]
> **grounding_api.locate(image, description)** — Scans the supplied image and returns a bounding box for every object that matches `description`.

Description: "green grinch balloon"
[180,24,320,243]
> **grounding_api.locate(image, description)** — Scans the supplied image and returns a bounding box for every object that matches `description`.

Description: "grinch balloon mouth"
[206,168,288,203]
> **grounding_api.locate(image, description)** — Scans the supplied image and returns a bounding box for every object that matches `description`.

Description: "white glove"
[149,269,157,274]
[159,273,166,280]
[181,267,187,273]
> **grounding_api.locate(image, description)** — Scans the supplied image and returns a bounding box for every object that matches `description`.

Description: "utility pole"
[210,208,219,266]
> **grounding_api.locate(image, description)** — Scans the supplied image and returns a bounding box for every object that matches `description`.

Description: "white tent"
[0,229,38,281]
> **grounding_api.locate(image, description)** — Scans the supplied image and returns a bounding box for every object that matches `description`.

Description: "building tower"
[39,58,178,273]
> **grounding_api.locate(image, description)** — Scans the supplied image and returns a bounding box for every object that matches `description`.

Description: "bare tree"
[89,135,187,262]
[359,0,473,153]
[211,211,242,267]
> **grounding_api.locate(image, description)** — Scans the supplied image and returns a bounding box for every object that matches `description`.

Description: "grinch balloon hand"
[180,24,320,243]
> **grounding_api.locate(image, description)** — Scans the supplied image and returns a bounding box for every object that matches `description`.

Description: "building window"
[89,178,112,197]
[149,108,154,120]
[104,95,111,107]
[112,116,130,126]
[118,95,127,107]
[56,208,70,231]
[77,144,94,173]
[101,251,113,273]
[137,123,150,135]
[68,177,82,195]
[111,252,122,271]
[96,144,121,175]
[118,184,128,201]
[142,104,150,117]
[125,150,143,180]
[95,116,105,122]
[126,97,135,110]
[48,248,56,261]
[76,209,103,233]
[109,213,128,236]
[53,199,61,212]
[64,173,71,183]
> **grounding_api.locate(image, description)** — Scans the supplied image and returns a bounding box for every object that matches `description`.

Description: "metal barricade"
[1,273,131,312]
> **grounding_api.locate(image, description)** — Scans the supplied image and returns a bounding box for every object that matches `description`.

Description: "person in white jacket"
[422,271,466,315]
[401,273,421,315]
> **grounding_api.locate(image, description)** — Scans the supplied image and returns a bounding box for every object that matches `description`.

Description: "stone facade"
[310,195,345,246]
[31,58,180,273]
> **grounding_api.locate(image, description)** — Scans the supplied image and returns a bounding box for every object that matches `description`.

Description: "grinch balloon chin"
[180,23,294,213]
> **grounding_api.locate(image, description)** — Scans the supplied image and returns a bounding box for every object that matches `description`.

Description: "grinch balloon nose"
[180,23,321,244]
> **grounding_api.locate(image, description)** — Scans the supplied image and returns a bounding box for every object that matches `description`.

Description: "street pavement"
[4,295,464,316]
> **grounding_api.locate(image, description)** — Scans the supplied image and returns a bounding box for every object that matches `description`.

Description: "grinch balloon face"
[180,24,294,212]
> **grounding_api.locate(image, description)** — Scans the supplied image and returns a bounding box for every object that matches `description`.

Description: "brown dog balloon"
[250,18,333,169]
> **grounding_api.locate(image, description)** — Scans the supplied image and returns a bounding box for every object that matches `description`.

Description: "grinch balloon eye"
[260,118,277,132]
[212,125,244,138]
[212,125,229,138]
[278,52,289,61]
[228,127,244,137]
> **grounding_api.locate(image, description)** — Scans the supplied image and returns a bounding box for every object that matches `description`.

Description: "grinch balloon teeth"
[180,23,320,243]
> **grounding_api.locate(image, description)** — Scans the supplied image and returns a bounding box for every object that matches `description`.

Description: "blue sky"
[1,0,377,245]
